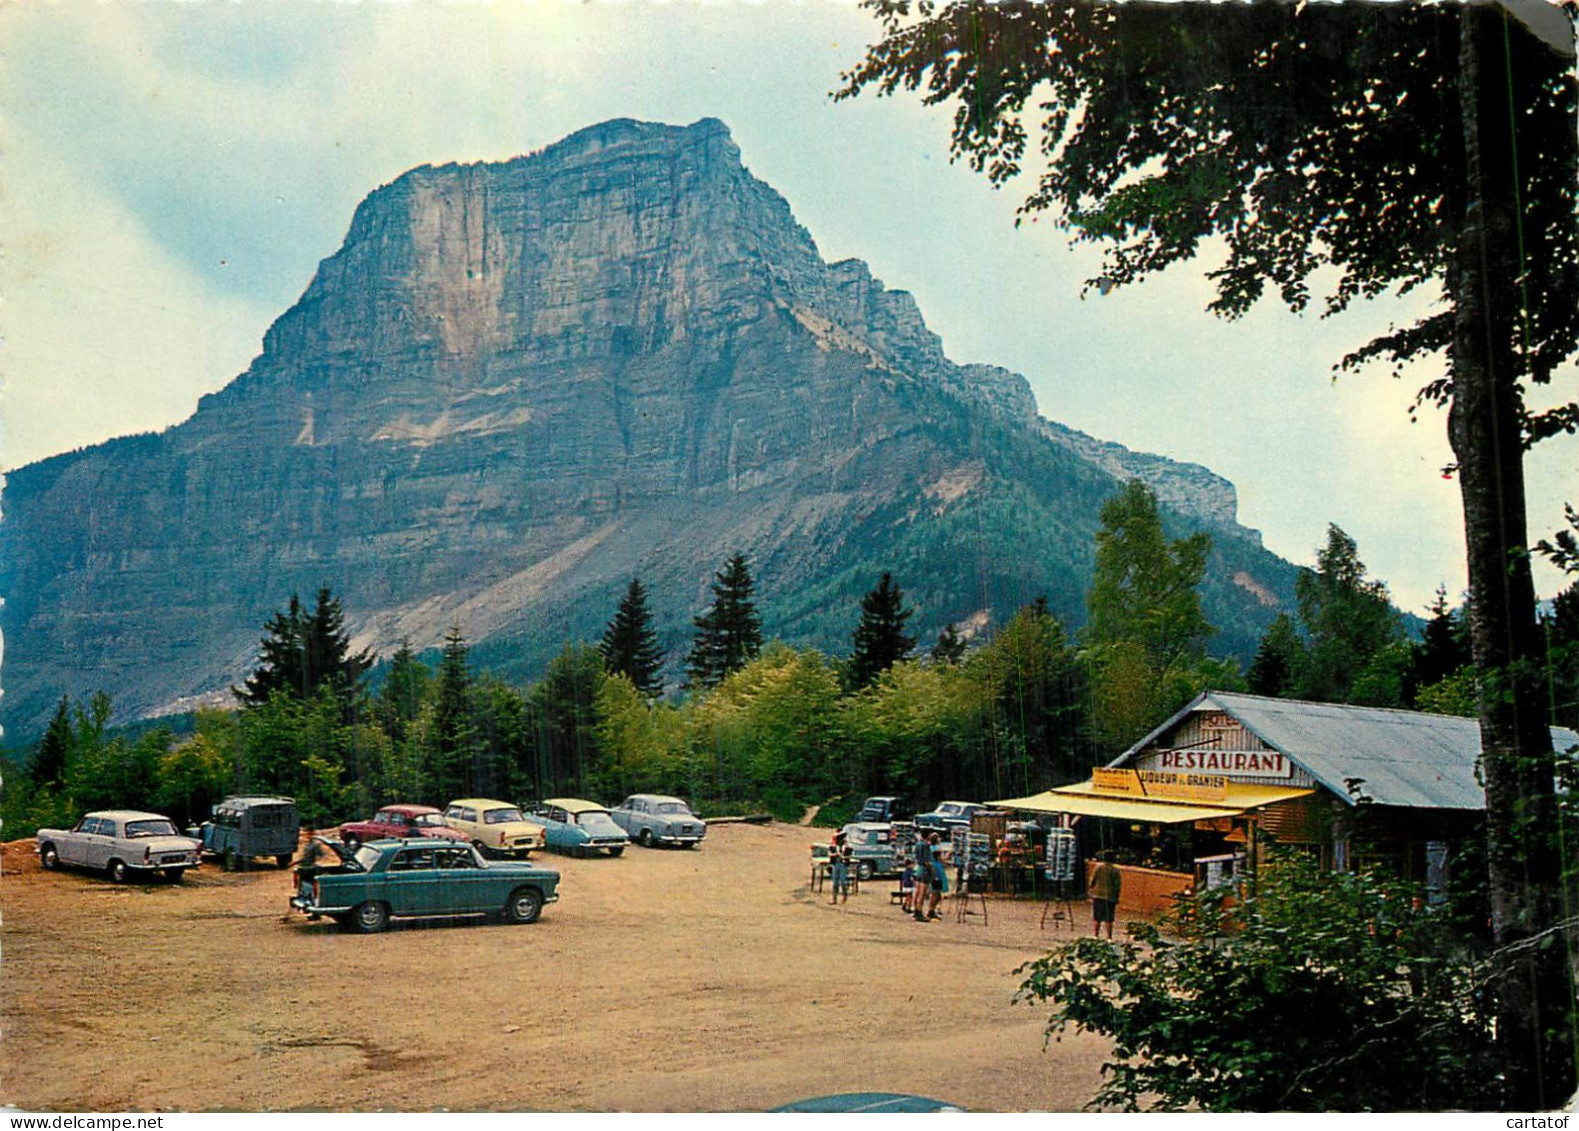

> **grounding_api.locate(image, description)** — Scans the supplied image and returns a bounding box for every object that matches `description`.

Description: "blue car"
[533,798,630,857]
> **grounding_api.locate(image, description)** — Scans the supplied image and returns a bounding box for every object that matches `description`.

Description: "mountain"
[0,117,1301,737]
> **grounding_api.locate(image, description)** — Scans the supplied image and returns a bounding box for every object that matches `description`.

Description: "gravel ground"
[1,822,1110,1111]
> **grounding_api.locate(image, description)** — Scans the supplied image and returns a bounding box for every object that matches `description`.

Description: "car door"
[59,818,96,868]
[84,817,118,869]
[385,846,442,915]
[431,845,491,914]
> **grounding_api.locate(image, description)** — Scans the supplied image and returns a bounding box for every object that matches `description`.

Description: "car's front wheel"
[857,860,875,882]
[608,846,625,858]
[39,844,59,870]
[351,901,390,934]
[107,859,130,884]
[639,828,654,848]
[503,887,543,924]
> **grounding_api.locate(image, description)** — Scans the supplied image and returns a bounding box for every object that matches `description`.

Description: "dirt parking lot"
[1,822,1110,1111]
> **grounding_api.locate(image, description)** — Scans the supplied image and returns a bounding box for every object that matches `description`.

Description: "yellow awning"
[993,782,1314,825]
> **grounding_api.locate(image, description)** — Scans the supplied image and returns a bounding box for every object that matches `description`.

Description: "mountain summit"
[0,118,1294,735]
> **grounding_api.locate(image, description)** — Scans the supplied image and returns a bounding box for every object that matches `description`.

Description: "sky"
[2,0,1575,617]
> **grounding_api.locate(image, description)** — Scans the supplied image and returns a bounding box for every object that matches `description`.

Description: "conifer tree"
[1247,613,1304,699]
[30,695,72,787]
[376,639,432,745]
[430,625,477,800]
[684,554,763,691]
[931,622,968,665]
[848,572,917,689]
[600,578,665,697]
[235,587,373,720]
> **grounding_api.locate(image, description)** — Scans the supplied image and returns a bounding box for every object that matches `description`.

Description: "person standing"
[1089,851,1122,939]
[926,831,947,920]
[829,831,852,904]
[912,833,934,922]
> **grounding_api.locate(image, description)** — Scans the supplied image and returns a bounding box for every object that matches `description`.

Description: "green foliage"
[1016,852,1499,1111]
[688,645,843,819]
[526,642,608,801]
[29,696,72,787]
[685,553,764,691]
[1296,526,1407,705]
[1414,667,1480,719]
[1087,481,1213,669]
[847,571,918,690]
[1543,582,1579,729]
[931,622,968,664]
[1247,613,1304,698]
[600,578,666,697]
[375,639,433,745]
[430,626,479,801]
[1084,482,1221,750]
[236,588,375,722]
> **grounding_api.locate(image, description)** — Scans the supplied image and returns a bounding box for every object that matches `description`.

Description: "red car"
[338,805,468,850]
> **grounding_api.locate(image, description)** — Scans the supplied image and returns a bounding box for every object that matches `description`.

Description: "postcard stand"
[954,831,991,925]
[1040,827,1078,930]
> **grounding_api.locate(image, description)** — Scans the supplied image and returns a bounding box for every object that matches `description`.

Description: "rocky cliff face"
[0,118,1294,736]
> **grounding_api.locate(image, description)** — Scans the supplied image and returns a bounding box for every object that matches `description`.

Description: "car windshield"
[124,819,179,838]
[577,812,623,836]
[484,808,525,824]
[411,813,446,827]
[655,802,691,815]
[352,845,383,872]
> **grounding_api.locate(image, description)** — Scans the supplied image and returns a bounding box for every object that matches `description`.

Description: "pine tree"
[235,587,374,720]
[29,694,72,787]
[848,572,917,689]
[684,554,763,691]
[1247,614,1304,699]
[932,622,968,665]
[430,625,477,800]
[600,578,665,697]
[376,639,432,745]
[1405,587,1474,707]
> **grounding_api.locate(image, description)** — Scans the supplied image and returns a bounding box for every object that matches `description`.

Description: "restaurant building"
[997,690,1579,912]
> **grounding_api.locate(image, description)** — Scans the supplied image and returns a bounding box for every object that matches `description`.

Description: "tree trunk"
[1452,5,1575,1109]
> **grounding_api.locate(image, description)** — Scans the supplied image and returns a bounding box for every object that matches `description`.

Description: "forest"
[8,480,1573,839]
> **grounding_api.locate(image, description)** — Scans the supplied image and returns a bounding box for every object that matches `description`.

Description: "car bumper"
[290,895,355,918]
[144,854,201,869]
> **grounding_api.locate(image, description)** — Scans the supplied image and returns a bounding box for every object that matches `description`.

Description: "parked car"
[854,796,913,824]
[442,799,546,858]
[339,804,468,851]
[914,801,987,832]
[200,795,300,869]
[288,837,560,933]
[835,822,902,880]
[610,794,707,848]
[533,799,630,857]
[36,810,202,883]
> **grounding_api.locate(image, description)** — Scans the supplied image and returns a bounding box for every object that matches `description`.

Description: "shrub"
[1016,850,1499,1111]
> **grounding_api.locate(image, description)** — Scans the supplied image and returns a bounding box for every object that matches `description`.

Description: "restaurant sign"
[1154,747,1292,778]
[1091,767,1230,803]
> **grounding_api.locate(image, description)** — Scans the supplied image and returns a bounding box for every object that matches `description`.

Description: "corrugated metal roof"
[1116,690,1579,811]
